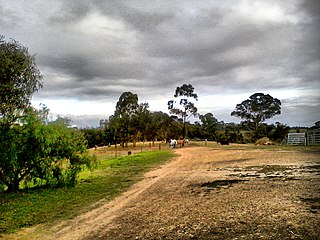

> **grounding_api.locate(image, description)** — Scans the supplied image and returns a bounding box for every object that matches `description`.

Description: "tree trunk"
[6,180,20,192]
[182,120,186,140]
[183,113,186,139]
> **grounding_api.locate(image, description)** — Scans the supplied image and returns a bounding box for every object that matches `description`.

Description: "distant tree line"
[81,89,291,148]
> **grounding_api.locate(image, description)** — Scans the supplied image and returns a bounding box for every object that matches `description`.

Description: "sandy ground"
[6,146,320,240]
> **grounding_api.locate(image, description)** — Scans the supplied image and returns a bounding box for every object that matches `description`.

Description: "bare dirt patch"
[5,146,320,240]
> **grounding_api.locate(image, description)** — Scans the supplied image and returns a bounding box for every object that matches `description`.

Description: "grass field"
[0,147,176,235]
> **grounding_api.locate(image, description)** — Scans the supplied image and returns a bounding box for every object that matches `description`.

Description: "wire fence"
[89,140,223,160]
[89,141,169,159]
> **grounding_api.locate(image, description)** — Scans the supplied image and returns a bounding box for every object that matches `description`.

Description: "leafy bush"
[215,131,228,142]
[268,123,290,142]
[243,131,254,143]
[227,131,244,143]
[215,130,244,144]
[0,109,97,192]
[253,124,267,141]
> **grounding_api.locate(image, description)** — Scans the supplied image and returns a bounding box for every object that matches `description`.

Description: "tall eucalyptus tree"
[168,84,198,139]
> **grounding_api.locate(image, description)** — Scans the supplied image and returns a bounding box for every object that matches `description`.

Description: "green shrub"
[243,131,254,143]
[0,109,97,192]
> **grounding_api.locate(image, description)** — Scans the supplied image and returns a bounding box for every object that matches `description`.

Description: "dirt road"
[10,146,320,239]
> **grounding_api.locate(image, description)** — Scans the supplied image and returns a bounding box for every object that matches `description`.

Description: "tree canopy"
[0,35,43,121]
[231,93,281,130]
[0,107,97,192]
[199,113,218,139]
[168,84,198,138]
[114,92,139,118]
[0,36,96,193]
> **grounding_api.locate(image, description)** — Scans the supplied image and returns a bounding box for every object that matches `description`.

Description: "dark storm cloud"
[47,2,92,26]
[0,0,319,126]
[39,53,147,83]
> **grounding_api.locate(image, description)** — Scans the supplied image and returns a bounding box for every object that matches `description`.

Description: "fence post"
[115,143,118,158]
[159,143,161,150]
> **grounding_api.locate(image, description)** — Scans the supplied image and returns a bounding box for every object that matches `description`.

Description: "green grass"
[0,150,176,235]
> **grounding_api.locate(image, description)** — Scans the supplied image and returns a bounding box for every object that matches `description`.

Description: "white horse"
[169,139,177,148]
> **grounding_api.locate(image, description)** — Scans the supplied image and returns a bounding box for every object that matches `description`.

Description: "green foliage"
[215,131,228,142]
[168,84,198,118]
[168,84,198,138]
[199,113,218,140]
[115,92,139,118]
[81,128,107,148]
[0,35,43,121]
[243,131,254,143]
[0,36,97,192]
[239,122,290,144]
[253,124,268,141]
[111,92,140,146]
[167,116,183,139]
[213,123,244,144]
[141,111,172,142]
[0,109,97,192]
[131,102,151,141]
[268,122,290,142]
[231,93,281,130]
[186,122,202,140]
[99,92,178,146]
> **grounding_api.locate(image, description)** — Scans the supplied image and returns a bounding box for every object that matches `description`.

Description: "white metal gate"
[307,130,320,145]
[287,133,306,145]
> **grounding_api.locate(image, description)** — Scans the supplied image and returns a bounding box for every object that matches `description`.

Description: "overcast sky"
[1,0,319,127]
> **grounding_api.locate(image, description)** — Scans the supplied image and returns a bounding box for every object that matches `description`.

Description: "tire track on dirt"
[45,147,193,240]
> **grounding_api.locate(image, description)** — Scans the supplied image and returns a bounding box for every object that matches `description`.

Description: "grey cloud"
[47,2,92,26]
[300,0,320,20]
[1,0,319,126]
[0,5,21,28]
[40,54,147,82]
